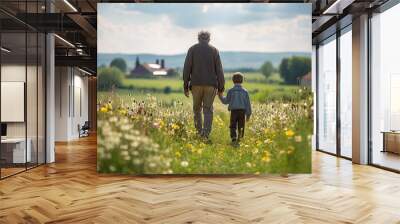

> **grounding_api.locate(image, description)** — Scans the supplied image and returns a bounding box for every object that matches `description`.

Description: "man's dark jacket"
[183,42,225,92]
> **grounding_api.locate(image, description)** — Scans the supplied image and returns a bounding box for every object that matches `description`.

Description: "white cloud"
[202,5,209,13]
[98,7,311,54]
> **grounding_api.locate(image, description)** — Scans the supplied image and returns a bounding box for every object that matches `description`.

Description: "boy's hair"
[232,72,244,84]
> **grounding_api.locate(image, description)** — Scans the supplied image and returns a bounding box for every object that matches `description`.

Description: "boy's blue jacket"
[219,84,252,117]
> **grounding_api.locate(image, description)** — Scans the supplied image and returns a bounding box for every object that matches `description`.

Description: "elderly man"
[183,31,225,139]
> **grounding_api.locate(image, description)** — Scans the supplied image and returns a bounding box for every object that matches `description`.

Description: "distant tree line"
[110,58,127,73]
[97,58,127,91]
[98,67,123,91]
[259,56,311,85]
[98,56,311,91]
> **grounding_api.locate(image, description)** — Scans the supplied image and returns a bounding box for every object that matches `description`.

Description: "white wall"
[1,65,26,139]
[72,73,89,138]
[1,65,41,138]
[55,67,70,141]
[55,67,89,141]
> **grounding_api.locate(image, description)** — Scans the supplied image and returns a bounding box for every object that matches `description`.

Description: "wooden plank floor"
[1,135,400,224]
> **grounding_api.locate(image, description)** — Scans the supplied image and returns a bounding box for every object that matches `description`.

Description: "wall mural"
[97,3,313,174]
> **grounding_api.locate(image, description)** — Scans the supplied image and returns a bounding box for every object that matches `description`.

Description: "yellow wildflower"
[171,123,179,130]
[285,130,295,137]
[119,109,127,116]
[262,156,271,162]
[100,107,108,113]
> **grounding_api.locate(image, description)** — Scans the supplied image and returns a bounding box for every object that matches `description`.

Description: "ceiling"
[311,0,389,43]
[0,0,98,73]
[0,0,394,73]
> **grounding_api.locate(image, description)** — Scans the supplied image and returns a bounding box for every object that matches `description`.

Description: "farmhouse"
[130,57,172,78]
[298,72,311,87]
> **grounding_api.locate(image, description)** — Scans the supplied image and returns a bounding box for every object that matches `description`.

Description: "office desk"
[381,131,400,154]
[1,138,31,163]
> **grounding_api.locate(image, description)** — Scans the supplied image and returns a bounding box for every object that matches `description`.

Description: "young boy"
[218,72,252,143]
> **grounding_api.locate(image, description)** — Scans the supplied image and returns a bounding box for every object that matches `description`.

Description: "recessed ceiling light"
[54,34,75,48]
[78,67,92,76]
[323,0,343,15]
[63,0,78,12]
[1,47,11,53]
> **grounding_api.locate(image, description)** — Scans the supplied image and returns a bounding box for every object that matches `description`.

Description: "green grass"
[122,73,270,90]
[98,90,188,104]
[121,75,297,100]
[97,65,312,175]
[123,77,183,91]
[225,72,266,82]
[97,89,313,175]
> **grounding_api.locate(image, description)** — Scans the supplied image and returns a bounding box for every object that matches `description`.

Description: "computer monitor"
[1,123,7,137]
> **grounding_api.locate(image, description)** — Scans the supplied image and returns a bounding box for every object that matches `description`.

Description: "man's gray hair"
[198,31,210,43]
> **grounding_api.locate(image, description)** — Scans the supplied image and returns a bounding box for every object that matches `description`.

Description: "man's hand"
[246,115,250,122]
[184,90,190,98]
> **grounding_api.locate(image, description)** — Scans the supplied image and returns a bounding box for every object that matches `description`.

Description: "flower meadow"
[97,89,313,174]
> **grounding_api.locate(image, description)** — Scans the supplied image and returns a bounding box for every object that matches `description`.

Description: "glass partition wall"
[316,25,352,159]
[317,35,337,154]
[0,2,46,179]
[315,1,400,171]
[339,26,352,159]
[370,3,400,171]
[0,31,27,177]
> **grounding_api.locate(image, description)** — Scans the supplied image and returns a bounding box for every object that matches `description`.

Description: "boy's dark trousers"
[230,109,246,141]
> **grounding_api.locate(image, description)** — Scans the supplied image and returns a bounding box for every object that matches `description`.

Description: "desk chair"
[79,121,90,138]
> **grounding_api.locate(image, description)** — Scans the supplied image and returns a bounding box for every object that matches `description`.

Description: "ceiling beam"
[67,13,97,40]
[323,0,356,14]
[14,13,82,32]
[55,55,96,72]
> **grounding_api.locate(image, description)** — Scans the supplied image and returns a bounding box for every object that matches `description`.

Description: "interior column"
[352,14,369,164]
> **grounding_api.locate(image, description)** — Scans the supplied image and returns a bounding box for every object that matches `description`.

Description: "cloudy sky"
[98,3,311,55]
